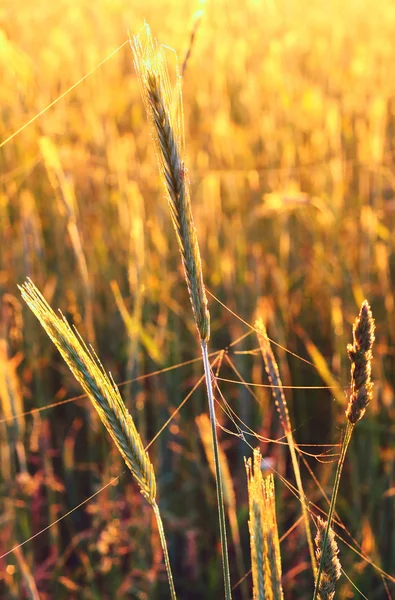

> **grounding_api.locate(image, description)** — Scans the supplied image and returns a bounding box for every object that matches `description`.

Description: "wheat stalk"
[246,448,284,600]
[19,279,176,599]
[255,317,317,575]
[132,26,232,599]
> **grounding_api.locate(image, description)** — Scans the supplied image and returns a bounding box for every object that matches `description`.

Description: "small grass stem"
[312,422,353,600]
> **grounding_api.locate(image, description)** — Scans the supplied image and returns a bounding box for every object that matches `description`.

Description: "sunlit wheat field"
[1,0,395,598]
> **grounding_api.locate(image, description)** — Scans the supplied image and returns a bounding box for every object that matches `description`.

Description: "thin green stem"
[312,421,354,600]
[153,502,177,600]
[201,340,232,600]
[287,431,317,576]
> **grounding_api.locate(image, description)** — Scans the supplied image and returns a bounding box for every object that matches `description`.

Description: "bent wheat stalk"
[255,318,317,576]
[132,26,232,599]
[312,301,375,600]
[19,279,176,600]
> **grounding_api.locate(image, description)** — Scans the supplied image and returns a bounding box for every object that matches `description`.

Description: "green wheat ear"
[20,278,156,503]
[19,278,177,599]
[131,25,210,342]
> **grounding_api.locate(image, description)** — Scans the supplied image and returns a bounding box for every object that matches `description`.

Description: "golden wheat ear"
[246,448,284,600]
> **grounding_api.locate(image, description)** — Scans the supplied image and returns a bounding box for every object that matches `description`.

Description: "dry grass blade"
[246,448,284,600]
[314,517,341,600]
[19,279,156,504]
[131,25,210,342]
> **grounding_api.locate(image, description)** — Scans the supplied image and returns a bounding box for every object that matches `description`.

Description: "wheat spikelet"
[346,300,375,424]
[131,26,210,342]
[19,279,156,504]
[314,517,341,600]
[246,448,284,600]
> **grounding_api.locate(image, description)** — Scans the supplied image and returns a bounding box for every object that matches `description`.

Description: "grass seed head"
[346,300,375,424]
[315,517,341,600]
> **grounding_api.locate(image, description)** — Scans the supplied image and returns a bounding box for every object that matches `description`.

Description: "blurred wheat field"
[1,0,395,598]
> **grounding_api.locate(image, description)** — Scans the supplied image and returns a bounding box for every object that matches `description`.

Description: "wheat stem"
[202,340,232,600]
[255,318,317,575]
[153,502,177,600]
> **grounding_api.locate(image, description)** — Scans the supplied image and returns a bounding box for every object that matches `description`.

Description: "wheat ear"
[131,26,209,342]
[255,318,317,575]
[313,301,375,600]
[132,26,232,599]
[19,279,176,600]
[246,448,284,600]
[314,517,341,600]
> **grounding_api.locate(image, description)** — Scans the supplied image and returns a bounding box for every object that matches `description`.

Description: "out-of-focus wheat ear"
[246,448,284,600]
[314,517,341,600]
[255,317,317,575]
[131,26,210,342]
[255,318,291,434]
[19,279,156,505]
[346,300,375,424]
